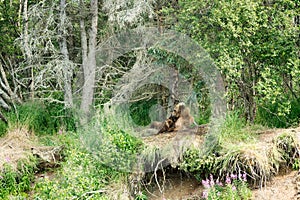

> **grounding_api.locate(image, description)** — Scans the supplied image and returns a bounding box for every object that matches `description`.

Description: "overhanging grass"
[181,112,300,186]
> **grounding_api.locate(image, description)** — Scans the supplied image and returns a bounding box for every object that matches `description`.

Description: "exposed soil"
[145,168,204,200]
[252,169,297,200]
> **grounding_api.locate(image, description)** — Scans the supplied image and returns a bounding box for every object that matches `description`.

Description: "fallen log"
[31,146,65,169]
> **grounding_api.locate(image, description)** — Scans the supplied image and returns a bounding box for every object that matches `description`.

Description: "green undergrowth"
[0,101,77,137]
[0,157,37,199]
[256,99,300,128]
[32,131,126,199]
[1,104,299,199]
[33,113,144,199]
[0,105,144,199]
[80,112,144,172]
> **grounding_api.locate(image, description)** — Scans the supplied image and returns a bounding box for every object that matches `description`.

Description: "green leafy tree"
[165,0,299,126]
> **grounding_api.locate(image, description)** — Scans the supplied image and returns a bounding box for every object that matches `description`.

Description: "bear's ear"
[178,102,185,113]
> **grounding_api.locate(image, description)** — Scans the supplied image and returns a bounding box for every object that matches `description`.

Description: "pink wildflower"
[216,178,223,186]
[202,179,210,189]
[202,190,208,199]
[225,174,231,184]
[209,174,215,187]
[230,174,237,179]
[242,173,247,182]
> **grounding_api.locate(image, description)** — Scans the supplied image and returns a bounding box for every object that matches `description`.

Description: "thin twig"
[154,158,166,194]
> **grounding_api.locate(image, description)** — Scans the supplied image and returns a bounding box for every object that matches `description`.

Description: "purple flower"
[5,157,10,162]
[202,179,210,189]
[216,178,223,186]
[217,192,221,196]
[232,185,237,191]
[242,173,247,182]
[209,174,215,187]
[202,190,208,199]
[225,174,231,184]
[0,175,3,179]
[230,174,237,179]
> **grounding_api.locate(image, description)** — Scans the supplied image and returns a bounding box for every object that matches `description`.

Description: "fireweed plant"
[201,173,252,200]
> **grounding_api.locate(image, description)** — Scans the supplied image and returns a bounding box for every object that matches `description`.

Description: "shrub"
[80,115,144,172]
[256,99,300,128]
[0,120,8,137]
[129,99,157,126]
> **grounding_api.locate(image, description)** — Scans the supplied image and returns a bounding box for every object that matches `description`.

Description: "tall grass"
[3,101,77,135]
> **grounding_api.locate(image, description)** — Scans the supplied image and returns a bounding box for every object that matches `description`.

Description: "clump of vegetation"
[180,112,300,187]
[0,118,39,199]
[129,98,158,126]
[201,173,252,200]
[273,132,300,168]
[79,111,144,172]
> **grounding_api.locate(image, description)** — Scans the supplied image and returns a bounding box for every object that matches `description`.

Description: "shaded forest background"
[0,0,299,130]
[0,0,299,131]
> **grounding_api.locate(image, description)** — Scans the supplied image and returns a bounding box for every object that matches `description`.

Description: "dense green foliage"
[80,113,144,172]
[0,158,36,198]
[33,119,142,199]
[130,98,157,126]
[0,0,21,55]
[0,0,299,127]
[162,0,300,126]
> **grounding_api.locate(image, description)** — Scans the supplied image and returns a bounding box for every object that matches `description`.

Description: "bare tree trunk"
[18,0,23,28]
[59,0,73,108]
[80,0,98,122]
[168,69,179,113]
[23,0,34,99]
